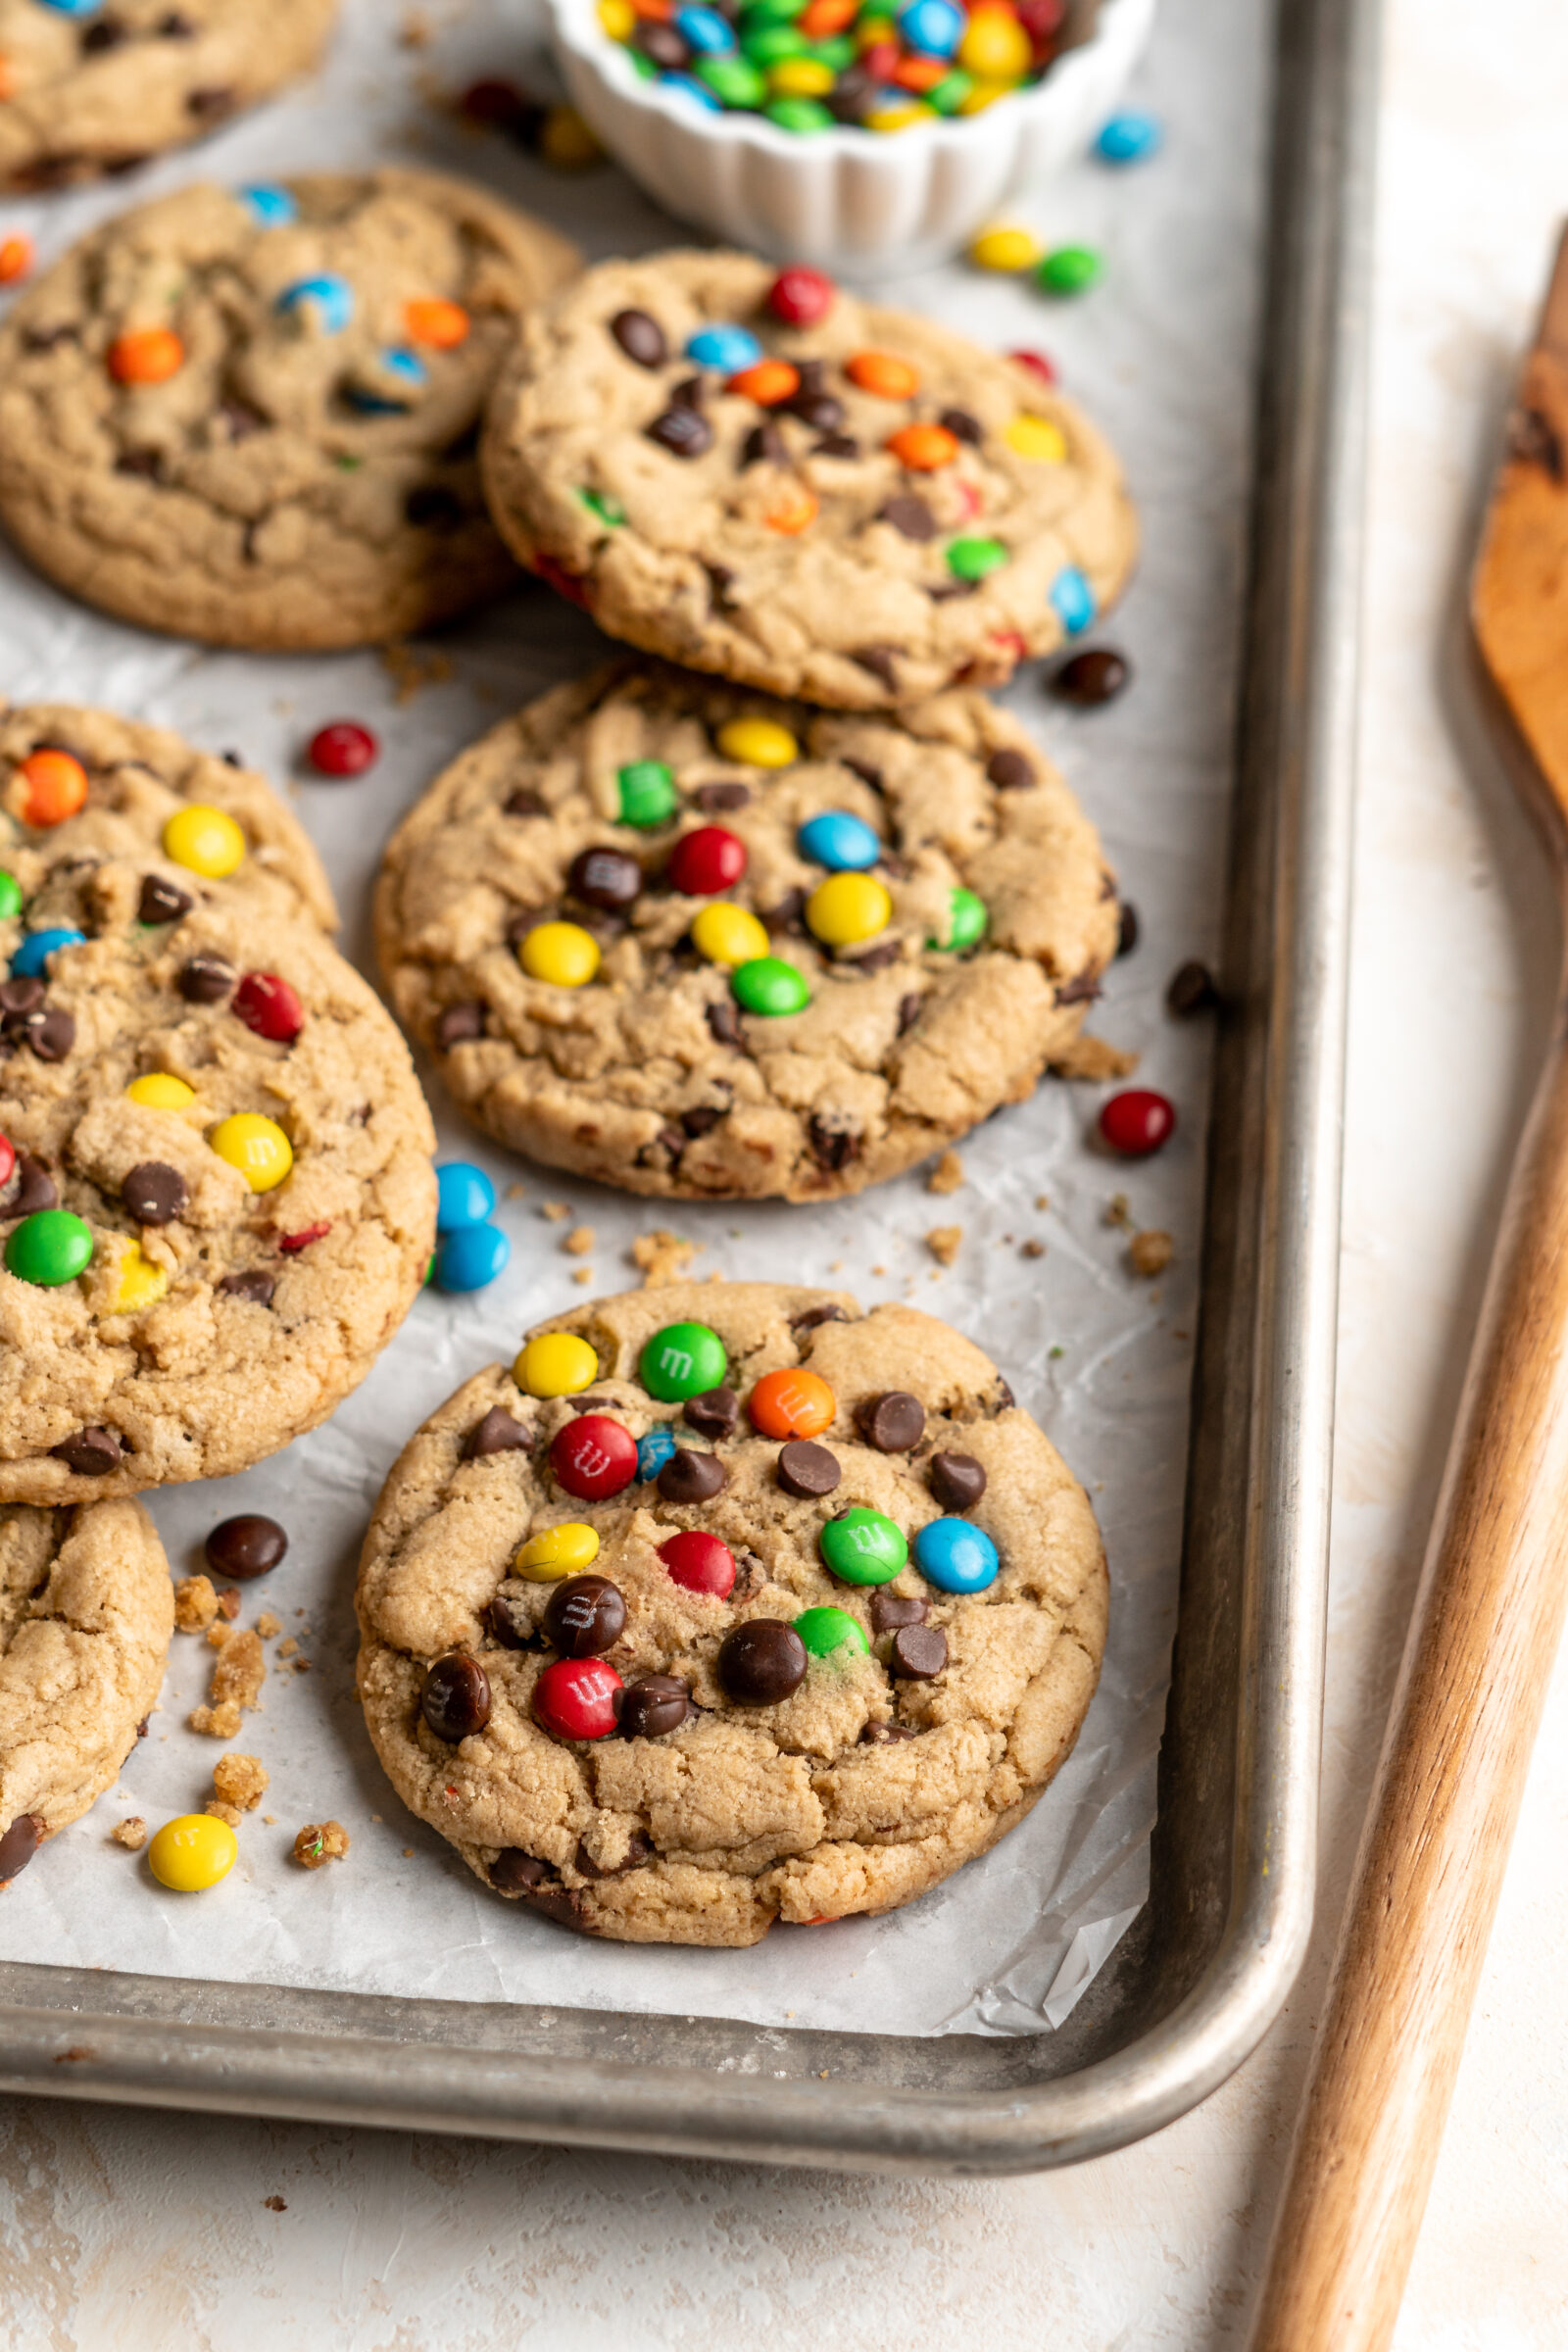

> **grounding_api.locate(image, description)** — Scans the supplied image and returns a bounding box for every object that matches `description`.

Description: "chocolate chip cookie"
[374,660,1120,1200]
[480,248,1137,710]
[0,878,436,1503]
[0,170,580,647]
[356,1282,1107,1946]
[0,0,340,192]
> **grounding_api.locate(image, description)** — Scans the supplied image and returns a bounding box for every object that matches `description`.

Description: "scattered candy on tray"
[206,1514,289,1582]
[458,76,603,168]
[1096,107,1162,164]
[1099,1088,1177,1157]
[307,721,379,779]
[148,1813,238,1892]
[0,233,32,286]
[1053,646,1131,705]
[429,1160,509,1293]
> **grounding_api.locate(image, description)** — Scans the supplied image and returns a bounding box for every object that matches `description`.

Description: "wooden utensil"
[1248,223,1568,2352]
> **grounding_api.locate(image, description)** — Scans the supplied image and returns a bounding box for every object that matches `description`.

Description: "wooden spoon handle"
[1249,999,1568,2350]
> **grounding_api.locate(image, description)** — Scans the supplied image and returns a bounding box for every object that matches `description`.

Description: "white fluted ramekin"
[545,0,1156,276]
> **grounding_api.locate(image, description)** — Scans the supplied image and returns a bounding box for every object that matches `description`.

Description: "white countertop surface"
[4,0,1567,2342]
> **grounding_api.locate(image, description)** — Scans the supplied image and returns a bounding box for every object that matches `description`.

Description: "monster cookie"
[355,1282,1106,1945]
[0,884,436,1502]
[0,0,339,192]
[0,170,580,648]
[374,661,1120,1200]
[0,703,337,933]
[480,249,1137,710]
[0,1498,173,1883]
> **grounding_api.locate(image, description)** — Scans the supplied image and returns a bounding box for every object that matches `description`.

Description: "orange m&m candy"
[887,421,959,471]
[749,1366,836,1441]
[727,359,800,407]
[18,749,88,827]
[800,0,856,29]
[0,233,32,286]
[763,482,818,535]
[846,350,920,401]
[0,57,15,102]
[406,297,470,349]
[108,327,184,386]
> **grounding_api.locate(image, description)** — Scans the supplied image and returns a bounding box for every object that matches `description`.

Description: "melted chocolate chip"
[986,747,1036,793]
[812,433,859,459]
[683,1386,738,1439]
[21,1007,74,1062]
[6,1153,57,1218]
[704,560,737,608]
[1055,967,1102,1006]
[436,1000,487,1051]
[218,1269,275,1306]
[1053,648,1131,707]
[939,406,982,444]
[787,390,845,433]
[618,1675,691,1739]
[177,953,234,1004]
[897,993,923,1035]
[848,937,902,973]
[1167,958,1220,1015]
[1117,902,1140,957]
[567,846,642,910]
[859,1721,916,1745]
[891,1624,948,1680]
[504,787,548,818]
[776,1440,840,1498]
[648,406,713,459]
[483,1590,543,1650]
[405,484,465,531]
[82,19,127,51]
[706,998,742,1048]
[186,85,236,119]
[137,873,193,924]
[543,1573,626,1659]
[717,1620,807,1706]
[420,1652,492,1742]
[670,374,705,408]
[1510,404,1565,480]
[695,781,750,811]
[115,448,164,480]
[464,1405,530,1459]
[611,308,667,368]
[790,1302,846,1333]
[761,888,806,935]
[50,1426,122,1476]
[879,494,938,542]
[0,1813,44,1884]
[657,1447,728,1504]
[842,758,884,794]
[807,1117,858,1172]
[490,1848,549,1892]
[927,1450,987,1511]
[870,1588,928,1634]
[121,1158,188,1227]
[680,1104,723,1138]
[856,1391,925,1452]
[575,1831,654,1879]
[0,977,42,1022]
[740,420,785,468]
[852,646,899,691]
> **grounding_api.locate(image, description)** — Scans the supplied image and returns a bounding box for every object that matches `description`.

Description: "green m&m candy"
[946,535,1009,583]
[1037,243,1103,297]
[699,54,767,106]
[579,488,626,526]
[5,1208,93,1288]
[640,1319,727,1401]
[0,873,21,920]
[731,956,810,1016]
[743,22,807,62]
[929,887,988,953]
[794,1605,869,1659]
[819,1506,908,1587]
[617,760,678,829]
[767,97,835,131]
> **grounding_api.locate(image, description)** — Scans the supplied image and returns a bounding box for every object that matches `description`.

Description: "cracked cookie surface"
[356,1281,1107,1947]
[375,661,1119,1201]
[0,880,436,1503]
[0,1498,172,1883]
[0,170,580,648]
[0,0,339,191]
[481,248,1137,710]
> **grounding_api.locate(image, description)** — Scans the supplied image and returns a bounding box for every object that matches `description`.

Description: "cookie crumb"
[1129,1229,1174,1278]
[925,1149,963,1196]
[256,1611,282,1639]
[172,1575,219,1633]
[571,1266,594,1287]
[111,1817,146,1852]
[402,1846,415,1858]
[264,2195,287,2213]
[189,1702,242,1740]
[205,1801,243,1828]
[506,1180,526,1200]
[278,1637,298,1659]
[264,1814,277,1826]
[198,1628,266,1732]
[1035,1193,1050,1210]
[540,1200,570,1223]
[214,1754,269,1812]
[1052,1034,1139,1081]
[1103,1193,1130,1228]
[631,1227,697,1287]
[216,1586,241,1622]
[925,1226,961,1267]
[294,1821,350,1870]
[563,1224,595,1256]
[378,637,452,701]
[1021,1239,1046,1259]
[206,1620,231,1650]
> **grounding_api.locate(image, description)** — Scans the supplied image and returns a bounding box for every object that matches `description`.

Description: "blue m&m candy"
[913,1517,1000,1594]
[435,1160,496,1233]
[798,810,880,871]
[1050,565,1096,635]
[240,183,298,226]
[662,73,723,109]
[686,323,762,373]
[11,926,84,978]
[674,5,736,53]
[1096,110,1162,165]
[636,1424,679,1482]
[433,1222,511,1294]
[898,0,963,56]
[277,274,355,334]
[348,348,428,412]
[35,0,102,13]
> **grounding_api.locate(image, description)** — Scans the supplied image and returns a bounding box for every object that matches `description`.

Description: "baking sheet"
[0,0,1265,2035]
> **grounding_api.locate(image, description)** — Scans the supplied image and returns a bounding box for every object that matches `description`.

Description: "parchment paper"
[0,0,1265,2034]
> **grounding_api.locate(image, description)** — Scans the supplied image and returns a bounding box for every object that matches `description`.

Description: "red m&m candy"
[533,1656,622,1741]
[658,1530,736,1599]
[307,721,378,778]
[0,1135,14,1192]
[232,972,304,1045]
[1099,1089,1176,1157]
[667,826,747,897]
[768,267,835,327]
[1009,348,1058,386]
[550,1413,638,1500]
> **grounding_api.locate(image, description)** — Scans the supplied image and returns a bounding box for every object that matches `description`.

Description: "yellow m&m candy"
[209,1112,293,1193]
[806,872,892,948]
[125,1072,196,1109]
[162,805,246,879]
[770,57,836,95]
[598,0,635,35]
[514,1330,599,1397]
[715,716,798,769]
[113,1242,169,1314]
[971,224,1043,273]
[514,1521,602,1581]
[518,920,601,987]
[956,4,1030,79]
[1004,414,1067,462]
[691,904,770,967]
[148,1812,237,1891]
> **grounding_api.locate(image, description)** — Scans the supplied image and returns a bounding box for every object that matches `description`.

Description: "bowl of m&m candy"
[545,0,1155,271]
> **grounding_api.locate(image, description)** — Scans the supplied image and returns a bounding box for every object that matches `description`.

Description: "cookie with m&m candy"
[481,247,1135,710]
[354,1280,1105,1944]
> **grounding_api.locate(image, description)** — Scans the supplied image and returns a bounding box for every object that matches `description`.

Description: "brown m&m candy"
[421,1651,492,1741]
[618,1674,691,1738]
[205,1512,287,1580]
[567,846,641,910]
[543,1573,626,1658]
[122,1161,188,1225]
[717,1619,807,1705]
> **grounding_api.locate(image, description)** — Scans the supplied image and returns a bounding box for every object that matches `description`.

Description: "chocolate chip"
[761,888,805,936]
[0,977,42,1022]
[119,1160,185,1226]
[787,390,845,433]
[1117,902,1140,957]
[986,747,1036,793]
[680,1104,723,1138]
[24,324,78,352]
[567,847,642,910]
[695,781,750,811]
[177,953,234,1004]
[436,1000,487,1051]
[843,760,884,796]
[483,1590,543,1650]
[848,937,902,973]
[852,646,899,691]
[543,1573,626,1658]
[706,999,742,1048]
[82,18,127,51]
[404,485,465,531]
[777,1440,840,1498]
[856,1391,925,1451]
[790,1302,846,1333]
[670,374,704,407]
[648,407,713,459]
[205,1513,287,1581]
[740,421,785,468]
[858,1721,915,1745]
[808,1117,858,1172]
[568,1394,614,1414]
[717,1620,807,1705]
[891,1625,948,1679]
[220,400,266,442]
[420,1652,492,1742]
[897,993,923,1035]
[1055,967,1102,1006]
[870,1588,928,1633]
[50,1426,122,1476]
[0,1813,44,1884]
[657,1447,728,1504]
[137,873,193,924]
[490,1848,549,1892]
[575,1831,654,1879]
[812,433,859,460]
[115,447,164,480]
[683,1385,738,1439]
[6,1154,57,1217]
[22,1007,74,1061]
[879,494,937,542]
[927,1449,987,1510]
[619,1675,691,1739]
[157,9,196,31]
[504,787,548,818]
[989,1377,1015,1413]
[218,1269,275,1306]
[939,406,982,444]
[704,560,737,608]
[1053,648,1130,707]
[464,1405,529,1459]
[1510,404,1565,479]
[1167,958,1220,1016]
[186,85,236,119]
[927,580,979,603]
[611,308,667,368]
